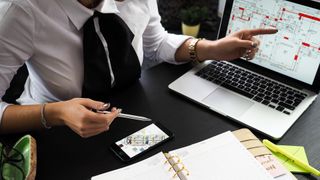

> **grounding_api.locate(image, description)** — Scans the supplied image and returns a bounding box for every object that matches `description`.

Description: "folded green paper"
[271,145,309,173]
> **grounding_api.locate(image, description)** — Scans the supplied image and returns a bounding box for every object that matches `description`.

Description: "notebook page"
[92,152,177,180]
[170,131,273,180]
[171,131,232,154]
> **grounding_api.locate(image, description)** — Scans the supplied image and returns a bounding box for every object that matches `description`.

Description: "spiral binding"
[163,153,190,179]
[174,166,189,178]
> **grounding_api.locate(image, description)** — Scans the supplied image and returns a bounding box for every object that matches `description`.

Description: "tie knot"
[87,11,134,42]
[93,10,102,18]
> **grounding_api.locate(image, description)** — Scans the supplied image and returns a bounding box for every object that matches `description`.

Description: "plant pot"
[181,23,200,38]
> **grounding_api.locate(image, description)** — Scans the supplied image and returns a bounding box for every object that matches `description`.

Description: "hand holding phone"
[110,122,174,162]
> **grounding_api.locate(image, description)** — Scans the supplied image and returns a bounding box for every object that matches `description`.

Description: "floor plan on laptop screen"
[226,0,320,85]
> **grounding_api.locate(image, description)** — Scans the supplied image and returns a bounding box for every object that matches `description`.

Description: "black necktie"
[82,11,141,102]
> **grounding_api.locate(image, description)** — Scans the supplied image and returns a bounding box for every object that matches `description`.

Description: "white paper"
[92,131,273,180]
[92,152,177,180]
[170,131,273,180]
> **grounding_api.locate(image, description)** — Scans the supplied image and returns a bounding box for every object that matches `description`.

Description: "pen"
[96,110,152,122]
[263,139,320,176]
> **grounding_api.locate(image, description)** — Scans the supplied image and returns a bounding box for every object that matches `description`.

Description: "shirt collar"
[56,0,120,30]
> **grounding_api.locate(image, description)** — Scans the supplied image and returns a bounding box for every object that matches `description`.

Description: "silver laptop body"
[169,0,320,139]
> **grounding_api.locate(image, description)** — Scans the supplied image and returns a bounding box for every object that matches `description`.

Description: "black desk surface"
[2,63,320,180]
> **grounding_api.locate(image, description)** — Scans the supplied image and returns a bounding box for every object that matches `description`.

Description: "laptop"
[169,0,320,139]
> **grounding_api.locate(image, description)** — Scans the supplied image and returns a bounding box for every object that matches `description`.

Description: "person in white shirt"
[0,0,277,138]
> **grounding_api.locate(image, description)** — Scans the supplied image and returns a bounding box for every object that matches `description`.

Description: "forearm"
[175,38,219,62]
[0,98,120,138]
[175,28,278,62]
[0,103,62,134]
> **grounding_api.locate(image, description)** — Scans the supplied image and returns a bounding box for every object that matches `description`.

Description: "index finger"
[247,28,278,36]
[87,109,119,124]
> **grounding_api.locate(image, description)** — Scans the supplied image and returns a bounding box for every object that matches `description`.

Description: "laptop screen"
[225,0,320,85]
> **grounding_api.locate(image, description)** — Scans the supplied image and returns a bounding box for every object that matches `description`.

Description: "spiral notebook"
[92,129,294,180]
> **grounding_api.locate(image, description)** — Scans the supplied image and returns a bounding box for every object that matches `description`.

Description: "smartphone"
[110,122,174,162]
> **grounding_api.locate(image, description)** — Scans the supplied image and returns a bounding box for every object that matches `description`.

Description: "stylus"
[96,110,152,122]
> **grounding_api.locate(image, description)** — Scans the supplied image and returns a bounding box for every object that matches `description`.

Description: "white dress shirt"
[0,0,189,121]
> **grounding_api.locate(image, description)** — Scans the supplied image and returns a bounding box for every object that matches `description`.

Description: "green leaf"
[179,6,209,26]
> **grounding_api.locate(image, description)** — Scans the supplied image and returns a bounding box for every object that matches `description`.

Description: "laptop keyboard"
[195,61,308,115]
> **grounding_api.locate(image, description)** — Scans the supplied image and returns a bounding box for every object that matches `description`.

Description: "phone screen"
[111,123,173,160]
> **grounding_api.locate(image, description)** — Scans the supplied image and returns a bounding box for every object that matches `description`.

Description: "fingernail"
[102,103,110,109]
[251,42,257,48]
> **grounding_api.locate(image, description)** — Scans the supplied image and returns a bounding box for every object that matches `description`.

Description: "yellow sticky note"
[271,145,309,173]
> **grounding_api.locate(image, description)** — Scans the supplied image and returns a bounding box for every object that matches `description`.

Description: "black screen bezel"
[218,0,320,93]
[110,122,174,162]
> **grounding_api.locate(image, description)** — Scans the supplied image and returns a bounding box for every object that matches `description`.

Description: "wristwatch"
[188,38,203,62]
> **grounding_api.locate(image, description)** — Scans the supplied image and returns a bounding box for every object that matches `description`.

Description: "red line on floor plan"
[299,13,320,22]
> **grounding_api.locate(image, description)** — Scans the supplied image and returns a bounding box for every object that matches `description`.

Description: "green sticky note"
[271,145,309,173]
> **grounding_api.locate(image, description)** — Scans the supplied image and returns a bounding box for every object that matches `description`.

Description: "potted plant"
[179,6,208,37]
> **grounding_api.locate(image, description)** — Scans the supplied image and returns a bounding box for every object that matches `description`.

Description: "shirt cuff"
[157,33,192,65]
[0,101,11,125]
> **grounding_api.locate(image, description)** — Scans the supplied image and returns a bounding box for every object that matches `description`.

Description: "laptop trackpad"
[202,88,254,117]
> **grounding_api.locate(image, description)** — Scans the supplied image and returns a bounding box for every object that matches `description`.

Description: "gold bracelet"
[40,103,51,129]
[188,38,202,62]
